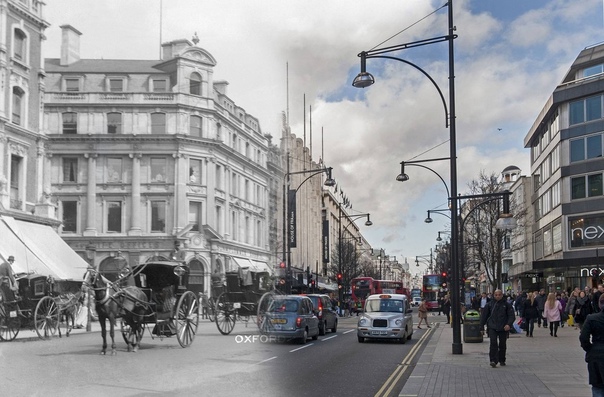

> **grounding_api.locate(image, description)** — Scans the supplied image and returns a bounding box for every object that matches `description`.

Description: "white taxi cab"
[357,294,413,343]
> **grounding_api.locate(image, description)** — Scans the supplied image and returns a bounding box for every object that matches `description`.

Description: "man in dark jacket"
[580,294,604,397]
[535,289,547,328]
[480,289,515,368]
[593,284,603,314]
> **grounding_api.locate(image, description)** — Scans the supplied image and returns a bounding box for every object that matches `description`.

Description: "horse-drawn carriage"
[84,260,200,354]
[0,274,83,341]
[214,269,280,335]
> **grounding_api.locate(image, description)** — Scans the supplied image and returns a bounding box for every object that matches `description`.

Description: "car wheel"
[299,329,308,344]
[332,320,337,333]
[312,331,318,341]
[319,322,326,336]
[407,326,413,340]
[358,336,364,343]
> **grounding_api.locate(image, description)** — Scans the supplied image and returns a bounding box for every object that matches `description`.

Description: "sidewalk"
[399,317,591,397]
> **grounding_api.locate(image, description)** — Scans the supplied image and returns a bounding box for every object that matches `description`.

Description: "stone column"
[83,153,97,236]
[34,144,55,218]
[128,152,142,235]
[173,152,188,234]
[0,133,8,208]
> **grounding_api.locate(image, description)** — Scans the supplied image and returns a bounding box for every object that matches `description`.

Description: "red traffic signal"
[279,262,286,269]
[441,272,447,278]
[337,273,342,279]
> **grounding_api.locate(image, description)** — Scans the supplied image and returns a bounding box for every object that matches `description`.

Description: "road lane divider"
[289,343,314,353]
[321,335,338,341]
[374,326,436,397]
[343,329,355,334]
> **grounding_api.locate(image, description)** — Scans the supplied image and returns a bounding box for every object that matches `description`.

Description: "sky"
[42,0,604,277]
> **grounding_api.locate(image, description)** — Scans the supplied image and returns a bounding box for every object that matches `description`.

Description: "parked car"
[305,294,338,335]
[262,295,320,344]
[357,293,413,344]
[412,297,422,307]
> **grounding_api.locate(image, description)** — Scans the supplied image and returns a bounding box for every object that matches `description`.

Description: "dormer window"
[190,72,201,95]
[584,64,604,78]
[151,78,168,92]
[105,76,127,92]
[65,78,80,92]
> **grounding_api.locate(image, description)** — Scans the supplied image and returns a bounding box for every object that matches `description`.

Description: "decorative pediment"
[181,48,217,67]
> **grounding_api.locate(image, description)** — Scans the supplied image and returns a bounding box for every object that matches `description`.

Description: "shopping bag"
[567,314,574,326]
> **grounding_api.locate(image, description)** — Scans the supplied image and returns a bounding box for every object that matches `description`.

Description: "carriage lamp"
[173,266,187,277]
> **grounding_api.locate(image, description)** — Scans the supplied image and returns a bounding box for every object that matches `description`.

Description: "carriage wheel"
[0,303,20,341]
[215,292,236,335]
[121,319,144,346]
[34,296,59,340]
[175,291,199,348]
[256,290,283,334]
[207,298,216,323]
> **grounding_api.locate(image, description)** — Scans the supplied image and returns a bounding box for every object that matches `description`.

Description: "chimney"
[161,39,192,60]
[60,24,82,66]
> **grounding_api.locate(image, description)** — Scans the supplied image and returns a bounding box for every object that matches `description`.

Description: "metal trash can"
[463,310,483,343]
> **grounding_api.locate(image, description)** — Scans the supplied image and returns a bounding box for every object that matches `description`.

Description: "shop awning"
[0,216,88,280]
[231,257,273,275]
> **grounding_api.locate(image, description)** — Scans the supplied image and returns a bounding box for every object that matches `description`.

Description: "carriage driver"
[211,268,224,298]
[0,255,19,300]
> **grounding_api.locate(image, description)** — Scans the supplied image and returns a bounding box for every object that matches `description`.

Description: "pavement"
[399,313,592,397]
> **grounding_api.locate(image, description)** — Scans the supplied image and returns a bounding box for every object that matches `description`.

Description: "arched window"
[190,115,202,137]
[13,29,26,62]
[190,72,202,96]
[151,112,166,134]
[12,87,24,126]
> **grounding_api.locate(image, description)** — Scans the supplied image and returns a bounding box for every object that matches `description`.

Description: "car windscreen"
[365,299,403,313]
[269,299,299,313]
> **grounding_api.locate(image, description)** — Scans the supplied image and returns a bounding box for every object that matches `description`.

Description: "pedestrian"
[567,289,580,329]
[593,284,603,314]
[522,292,539,337]
[480,289,515,368]
[575,290,593,330]
[514,292,526,317]
[442,294,451,324]
[579,294,604,397]
[479,292,490,315]
[471,295,480,311]
[558,293,567,327]
[535,289,547,328]
[543,292,562,337]
[417,298,430,329]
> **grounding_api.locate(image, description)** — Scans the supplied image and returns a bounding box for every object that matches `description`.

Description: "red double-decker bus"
[422,274,444,311]
[351,277,406,312]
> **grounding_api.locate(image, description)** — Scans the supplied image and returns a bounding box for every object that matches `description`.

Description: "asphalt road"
[0,312,433,397]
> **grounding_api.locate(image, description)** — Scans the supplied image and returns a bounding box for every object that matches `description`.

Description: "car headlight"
[394,318,403,326]
[358,317,370,327]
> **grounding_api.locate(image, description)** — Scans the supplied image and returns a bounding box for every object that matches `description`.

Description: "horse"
[83,268,147,355]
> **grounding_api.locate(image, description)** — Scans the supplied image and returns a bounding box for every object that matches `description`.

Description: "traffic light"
[337,273,343,286]
[279,262,286,270]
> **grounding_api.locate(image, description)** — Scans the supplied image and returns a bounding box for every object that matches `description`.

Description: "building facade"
[44,27,273,295]
[524,42,604,292]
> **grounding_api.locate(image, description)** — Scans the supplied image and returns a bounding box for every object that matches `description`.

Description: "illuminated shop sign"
[580,267,604,277]
[569,215,604,248]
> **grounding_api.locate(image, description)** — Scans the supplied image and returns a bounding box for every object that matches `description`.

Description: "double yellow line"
[374,325,435,397]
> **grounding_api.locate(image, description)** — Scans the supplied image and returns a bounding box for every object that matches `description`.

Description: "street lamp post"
[353,0,460,353]
[84,243,96,332]
[425,208,451,223]
[338,209,372,302]
[282,151,336,294]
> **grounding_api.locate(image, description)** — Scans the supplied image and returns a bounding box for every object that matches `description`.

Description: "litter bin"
[463,310,483,343]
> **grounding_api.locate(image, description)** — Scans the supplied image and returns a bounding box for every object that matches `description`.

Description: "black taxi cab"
[357,293,413,343]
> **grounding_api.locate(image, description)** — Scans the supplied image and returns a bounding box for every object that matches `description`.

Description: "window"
[571,176,586,199]
[587,135,602,159]
[107,158,123,183]
[190,72,201,95]
[534,231,543,260]
[551,145,560,172]
[215,165,222,190]
[244,180,249,201]
[107,112,122,134]
[13,29,26,62]
[586,96,602,122]
[231,211,237,241]
[256,220,261,246]
[150,158,166,183]
[552,181,561,208]
[62,201,77,233]
[543,227,552,256]
[151,113,165,134]
[584,64,604,78]
[62,112,77,134]
[190,115,202,137]
[570,100,585,125]
[552,222,562,253]
[151,201,166,232]
[65,78,80,92]
[216,206,222,235]
[12,87,24,126]
[245,216,250,244]
[189,201,202,232]
[570,138,585,162]
[10,155,21,210]
[62,158,78,182]
[231,173,238,196]
[588,173,603,197]
[189,159,202,184]
[109,78,123,92]
[107,201,122,233]
[152,79,167,92]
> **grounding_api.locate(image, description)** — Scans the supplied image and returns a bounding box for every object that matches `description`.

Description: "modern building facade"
[524,42,604,292]
[43,26,273,295]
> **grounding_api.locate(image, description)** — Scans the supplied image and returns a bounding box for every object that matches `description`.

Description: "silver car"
[262,295,320,344]
[357,294,414,343]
